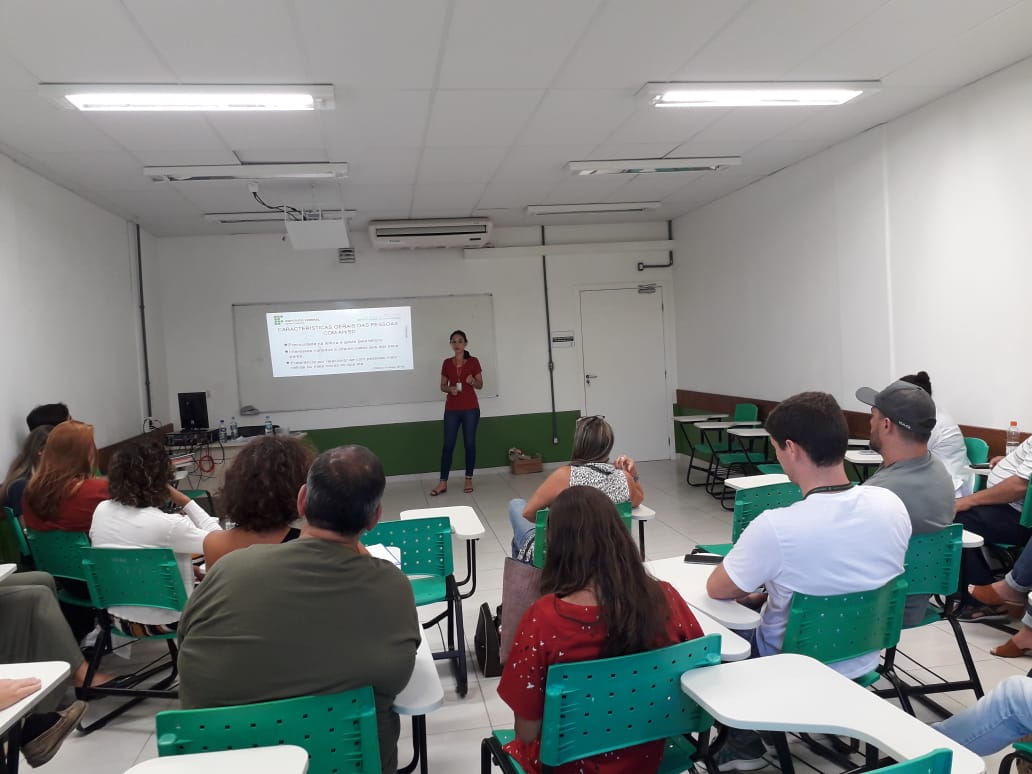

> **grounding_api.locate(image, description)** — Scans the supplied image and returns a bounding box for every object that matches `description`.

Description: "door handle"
[585,374,598,384]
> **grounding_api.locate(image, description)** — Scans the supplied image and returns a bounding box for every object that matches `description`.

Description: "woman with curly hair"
[203,435,315,569]
[22,421,108,533]
[89,439,221,633]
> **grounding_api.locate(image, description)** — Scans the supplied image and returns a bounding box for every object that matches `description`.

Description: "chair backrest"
[901,524,962,597]
[731,482,802,543]
[873,748,952,773]
[81,547,189,612]
[155,686,381,774]
[539,634,722,767]
[1021,484,1032,530]
[362,516,453,577]
[964,437,989,465]
[532,501,633,569]
[781,575,908,666]
[24,528,90,583]
[0,506,31,565]
[732,403,759,422]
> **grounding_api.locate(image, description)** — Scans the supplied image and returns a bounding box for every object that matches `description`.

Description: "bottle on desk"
[264,416,273,436]
[229,416,238,440]
[1006,421,1021,455]
[218,419,227,442]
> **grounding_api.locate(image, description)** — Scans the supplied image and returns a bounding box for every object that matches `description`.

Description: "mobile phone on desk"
[683,553,723,565]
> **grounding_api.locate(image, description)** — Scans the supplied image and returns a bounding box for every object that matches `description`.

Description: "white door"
[580,287,670,462]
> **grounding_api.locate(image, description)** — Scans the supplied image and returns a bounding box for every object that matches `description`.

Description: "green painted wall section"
[302,410,581,476]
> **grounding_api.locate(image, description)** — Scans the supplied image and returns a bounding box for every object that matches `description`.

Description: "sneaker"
[21,700,87,768]
[955,603,1011,623]
[712,729,768,772]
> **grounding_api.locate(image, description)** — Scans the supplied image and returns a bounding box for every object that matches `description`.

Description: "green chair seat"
[410,576,447,607]
[875,748,952,772]
[755,463,784,475]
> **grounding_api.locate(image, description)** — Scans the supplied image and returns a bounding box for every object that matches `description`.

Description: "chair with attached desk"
[531,502,632,569]
[361,517,467,697]
[156,686,381,773]
[692,405,760,490]
[875,748,953,772]
[877,525,984,717]
[481,634,723,774]
[673,411,718,487]
[694,481,802,557]
[982,485,1032,586]
[77,547,186,733]
[23,528,94,608]
[1000,739,1032,774]
[964,437,989,493]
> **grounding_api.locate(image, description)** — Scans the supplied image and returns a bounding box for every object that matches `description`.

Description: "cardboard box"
[510,455,543,475]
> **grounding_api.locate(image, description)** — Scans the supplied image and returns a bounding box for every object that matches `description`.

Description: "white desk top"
[694,421,735,430]
[962,530,984,549]
[679,654,984,774]
[845,449,883,466]
[631,504,655,521]
[0,661,71,737]
[727,427,769,438]
[673,414,729,423]
[0,563,16,581]
[724,474,790,491]
[219,432,308,449]
[689,609,751,662]
[393,631,444,716]
[848,438,871,447]
[646,557,761,630]
[125,746,309,774]
[400,506,485,539]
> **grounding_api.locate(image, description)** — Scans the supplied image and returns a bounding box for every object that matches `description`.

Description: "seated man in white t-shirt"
[705,391,911,771]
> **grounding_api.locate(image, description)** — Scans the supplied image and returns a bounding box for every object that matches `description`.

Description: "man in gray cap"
[856,380,956,624]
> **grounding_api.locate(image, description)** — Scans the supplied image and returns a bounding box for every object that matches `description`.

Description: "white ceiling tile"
[557,0,748,88]
[585,143,681,160]
[82,113,230,152]
[543,175,632,204]
[475,179,556,209]
[205,112,326,151]
[25,150,152,191]
[686,107,825,150]
[98,187,204,221]
[172,182,278,214]
[472,209,528,227]
[339,184,413,211]
[788,0,1020,81]
[674,0,886,81]
[519,90,636,146]
[604,106,723,145]
[296,0,449,89]
[439,0,602,89]
[492,144,595,182]
[412,183,486,212]
[140,217,229,237]
[347,147,422,185]
[234,148,329,163]
[123,0,308,82]
[351,210,411,228]
[604,172,707,202]
[321,91,432,156]
[133,149,241,166]
[417,147,508,184]
[409,207,473,219]
[0,91,124,152]
[425,90,543,147]
[0,51,37,89]
[661,171,763,208]
[0,0,174,82]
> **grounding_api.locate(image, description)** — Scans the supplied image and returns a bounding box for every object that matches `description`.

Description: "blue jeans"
[508,498,534,558]
[439,408,480,480]
[934,675,1032,755]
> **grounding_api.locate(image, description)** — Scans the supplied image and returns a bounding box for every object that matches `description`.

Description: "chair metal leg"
[638,521,646,561]
[771,731,795,774]
[398,715,429,774]
[3,718,22,774]
[457,539,479,599]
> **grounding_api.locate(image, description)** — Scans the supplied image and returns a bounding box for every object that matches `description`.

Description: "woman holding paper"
[430,330,483,496]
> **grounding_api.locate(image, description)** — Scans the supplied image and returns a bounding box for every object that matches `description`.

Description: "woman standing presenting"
[431,330,483,496]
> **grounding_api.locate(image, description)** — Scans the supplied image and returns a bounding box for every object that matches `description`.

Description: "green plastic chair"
[156,686,381,774]
[702,403,761,501]
[0,506,31,567]
[673,406,718,487]
[695,481,802,556]
[755,463,784,475]
[964,437,989,492]
[874,748,952,772]
[532,501,633,570]
[1001,740,1032,773]
[481,634,723,774]
[24,528,93,606]
[78,547,187,733]
[361,516,467,697]
[876,525,983,715]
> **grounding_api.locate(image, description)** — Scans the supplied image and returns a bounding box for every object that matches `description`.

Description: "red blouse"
[497,581,704,774]
[441,356,482,411]
[22,477,109,533]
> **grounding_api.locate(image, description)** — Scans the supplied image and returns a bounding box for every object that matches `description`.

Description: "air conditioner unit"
[368,218,492,249]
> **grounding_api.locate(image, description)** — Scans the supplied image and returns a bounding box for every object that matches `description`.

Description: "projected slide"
[267,306,413,377]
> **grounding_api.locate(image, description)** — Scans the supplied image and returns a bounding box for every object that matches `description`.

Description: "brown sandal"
[991,636,1032,658]
[969,583,1025,610]
[463,477,474,494]
[429,482,447,496]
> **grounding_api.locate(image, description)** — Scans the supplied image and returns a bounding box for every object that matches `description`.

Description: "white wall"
[150,223,677,438]
[673,56,1032,431]
[0,155,152,461]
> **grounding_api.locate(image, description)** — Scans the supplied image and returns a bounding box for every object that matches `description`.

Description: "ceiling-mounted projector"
[284,210,352,250]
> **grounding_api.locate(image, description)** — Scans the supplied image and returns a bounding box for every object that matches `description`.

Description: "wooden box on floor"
[511,456,543,475]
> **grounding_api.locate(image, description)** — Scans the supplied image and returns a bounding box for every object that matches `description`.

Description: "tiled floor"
[40,459,1031,772]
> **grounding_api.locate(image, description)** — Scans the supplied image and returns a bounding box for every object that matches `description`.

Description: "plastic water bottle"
[1006,421,1021,455]
[229,416,238,440]
[218,419,227,442]
[264,416,273,436]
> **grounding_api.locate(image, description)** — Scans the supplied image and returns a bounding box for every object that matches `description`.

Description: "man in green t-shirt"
[177,445,421,774]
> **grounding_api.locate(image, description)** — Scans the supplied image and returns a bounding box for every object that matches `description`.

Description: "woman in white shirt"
[90,440,221,634]
[900,371,973,496]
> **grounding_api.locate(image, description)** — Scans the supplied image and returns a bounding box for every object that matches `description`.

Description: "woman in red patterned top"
[430,329,483,496]
[497,486,704,774]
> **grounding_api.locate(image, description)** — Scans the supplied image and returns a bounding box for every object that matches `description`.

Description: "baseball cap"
[855,380,937,433]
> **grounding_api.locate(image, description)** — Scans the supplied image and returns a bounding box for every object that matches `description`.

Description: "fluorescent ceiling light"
[204,210,355,224]
[39,83,334,111]
[643,81,879,108]
[146,163,348,182]
[526,202,662,215]
[567,157,741,175]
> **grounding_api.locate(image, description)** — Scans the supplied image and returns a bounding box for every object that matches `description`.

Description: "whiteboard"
[233,294,496,412]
